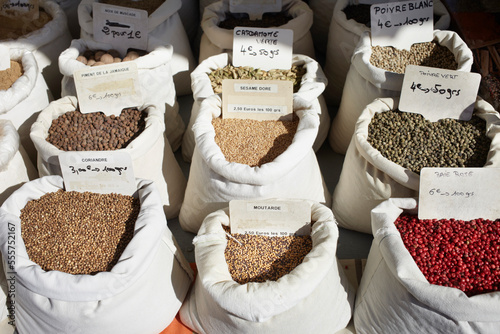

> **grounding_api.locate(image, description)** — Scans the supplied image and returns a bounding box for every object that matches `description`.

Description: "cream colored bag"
[58,37,184,151]
[323,0,450,107]
[182,52,330,162]
[179,95,331,233]
[332,97,500,234]
[179,202,354,334]
[328,29,473,154]
[78,0,196,96]
[0,175,193,334]
[308,0,337,57]
[355,197,500,334]
[30,96,186,219]
[198,0,315,63]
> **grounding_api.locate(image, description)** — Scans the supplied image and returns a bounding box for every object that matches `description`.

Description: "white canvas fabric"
[0,0,73,99]
[0,49,51,166]
[179,95,331,234]
[331,97,500,234]
[30,96,187,219]
[59,37,184,151]
[308,0,337,57]
[78,0,196,96]
[181,52,330,162]
[323,0,450,107]
[328,29,473,154]
[55,0,82,39]
[355,197,500,334]
[198,0,315,63]
[0,175,193,334]
[179,202,354,334]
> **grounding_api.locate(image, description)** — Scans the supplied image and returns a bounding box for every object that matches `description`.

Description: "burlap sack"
[0,175,193,334]
[30,96,186,219]
[332,97,500,234]
[181,52,330,162]
[179,202,354,334]
[328,29,473,154]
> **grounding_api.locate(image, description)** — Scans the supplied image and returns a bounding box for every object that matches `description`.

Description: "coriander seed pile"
[20,190,140,275]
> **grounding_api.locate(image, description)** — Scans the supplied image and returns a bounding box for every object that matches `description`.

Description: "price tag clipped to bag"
[229,0,282,20]
[74,61,143,116]
[0,0,39,20]
[419,168,500,220]
[59,151,137,196]
[369,0,433,50]
[92,3,148,56]
[233,27,293,71]
[399,65,481,121]
[222,79,293,120]
[229,199,311,236]
[0,45,9,71]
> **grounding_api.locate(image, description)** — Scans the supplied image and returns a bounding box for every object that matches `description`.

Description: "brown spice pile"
[224,225,312,284]
[219,11,292,29]
[100,0,165,15]
[212,117,299,167]
[21,190,140,275]
[0,61,23,90]
[0,10,52,40]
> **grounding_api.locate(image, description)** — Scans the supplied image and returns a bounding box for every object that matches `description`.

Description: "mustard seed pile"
[370,41,458,74]
[223,226,312,284]
[212,117,299,167]
[20,190,140,275]
[219,12,293,30]
[46,108,146,151]
[0,60,23,91]
[368,110,491,174]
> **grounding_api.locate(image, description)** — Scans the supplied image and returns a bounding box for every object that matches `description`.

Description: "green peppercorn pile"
[367,110,491,174]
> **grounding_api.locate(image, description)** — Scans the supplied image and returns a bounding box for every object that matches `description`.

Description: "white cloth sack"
[328,29,473,154]
[198,0,316,63]
[308,0,337,58]
[30,96,187,219]
[323,0,450,107]
[1,0,72,99]
[179,95,331,233]
[181,52,330,162]
[355,197,500,333]
[59,37,184,151]
[55,0,82,39]
[179,202,354,334]
[332,97,500,234]
[78,0,196,96]
[0,175,193,334]
[0,49,51,166]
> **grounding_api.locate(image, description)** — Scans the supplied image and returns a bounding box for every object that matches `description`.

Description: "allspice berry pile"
[20,190,140,275]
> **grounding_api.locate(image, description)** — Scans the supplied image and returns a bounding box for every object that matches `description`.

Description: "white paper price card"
[419,168,500,221]
[0,0,39,20]
[229,199,311,237]
[370,0,433,50]
[222,79,293,121]
[399,65,481,122]
[59,151,137,196]
[229,0,282,20]
[74,62,143,116]
[0,45,10,71]
[233,27,293,71]
[92,3,148,56]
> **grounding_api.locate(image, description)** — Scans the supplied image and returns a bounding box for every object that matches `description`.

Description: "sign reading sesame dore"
[73,61,143,116]
[368,0,434,50]
[0,45,9,71]
[229,199,312,237]
[418,167,500,221]
[229,0,282,20]
[59,151,137,196]
[399,65,481,121]
[92,3,148,57]
[0,0,39,20]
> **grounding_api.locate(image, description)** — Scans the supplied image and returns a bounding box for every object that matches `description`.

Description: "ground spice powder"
[0,10,52,40]
[0,60,23,91]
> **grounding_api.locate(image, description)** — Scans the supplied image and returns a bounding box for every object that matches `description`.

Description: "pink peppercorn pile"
[395,213,500,296]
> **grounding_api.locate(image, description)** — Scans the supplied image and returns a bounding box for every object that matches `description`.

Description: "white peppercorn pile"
[367,110,491,174]
[370,41,458,74]
[209,64,306,94]
[212,117,299,167]
[46,108,146,151]
[223,226,313,284]
[20,190,140,275]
